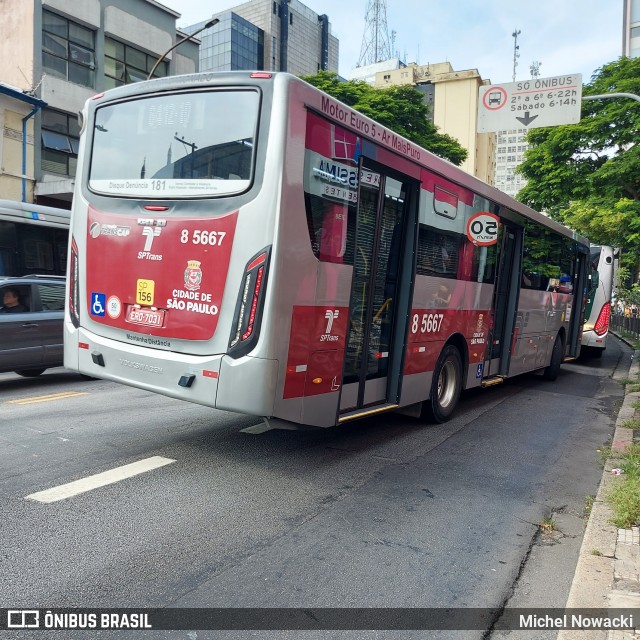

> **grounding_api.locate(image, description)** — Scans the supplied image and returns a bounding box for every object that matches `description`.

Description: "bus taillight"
[228,247,271,358]
[593,303,611,336]
[69,236,80,328]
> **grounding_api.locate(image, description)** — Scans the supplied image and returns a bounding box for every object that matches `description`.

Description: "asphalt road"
[0,338,631,639]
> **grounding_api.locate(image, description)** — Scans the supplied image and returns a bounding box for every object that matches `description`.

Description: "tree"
[300,71,468,166]
[516,57,640,269]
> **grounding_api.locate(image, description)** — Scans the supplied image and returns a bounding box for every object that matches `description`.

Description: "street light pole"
[582,92,640,103]
[147,17,219,80]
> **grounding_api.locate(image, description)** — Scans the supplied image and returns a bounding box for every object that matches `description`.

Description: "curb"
[557,342,640,640]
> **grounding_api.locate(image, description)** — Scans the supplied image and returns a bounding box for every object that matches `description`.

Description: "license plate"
[125,306,165,327]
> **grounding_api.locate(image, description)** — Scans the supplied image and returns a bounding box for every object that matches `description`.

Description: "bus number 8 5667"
[411,313,444,334]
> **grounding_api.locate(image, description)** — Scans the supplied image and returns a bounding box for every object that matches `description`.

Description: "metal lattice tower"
[358,0,392,66]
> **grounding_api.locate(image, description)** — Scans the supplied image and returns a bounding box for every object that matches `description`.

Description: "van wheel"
[15,369,46,377]
[422,345,462,423]
[543,335,563,381]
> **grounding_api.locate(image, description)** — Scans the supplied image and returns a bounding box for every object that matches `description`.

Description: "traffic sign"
[477,74,582,133]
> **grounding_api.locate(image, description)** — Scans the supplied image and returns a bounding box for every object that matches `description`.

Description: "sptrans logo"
[322,310,340,342]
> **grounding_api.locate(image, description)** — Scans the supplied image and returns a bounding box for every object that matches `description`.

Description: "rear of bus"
[64,72,287,416]
[582,245,615,355]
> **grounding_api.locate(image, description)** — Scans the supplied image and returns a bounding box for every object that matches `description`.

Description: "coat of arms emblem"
[184,260,202,291]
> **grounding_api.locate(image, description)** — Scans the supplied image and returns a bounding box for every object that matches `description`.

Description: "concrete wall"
[0,0,36,91]
[0,97,36,201]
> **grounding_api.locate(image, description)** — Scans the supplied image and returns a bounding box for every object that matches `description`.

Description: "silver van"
[0,275,65,377]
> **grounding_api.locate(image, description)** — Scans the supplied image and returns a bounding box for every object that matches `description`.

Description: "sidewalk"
[557,342,640,640]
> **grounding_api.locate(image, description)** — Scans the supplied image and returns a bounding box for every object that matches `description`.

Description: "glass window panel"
[89,90,259,197]
[126,67,148,83]
[42,131,72,152]
[150,61,167,78]
[104,56,118,78]
[42,149,68,174]
[125,46,146,69]
[114,60,126,81]
[68,61,94,87]
[37,283,65,310]
[68,156,77,177]
[43,11,67,38]
[43,32,67,58]
[42,52,67,79]
[103,75,118,90]
[70,138,80,154]
[105,38,124,60]
[42,109,68,132]
[68,116,80,137]
[69,43,94,67]
[69,23,94,49]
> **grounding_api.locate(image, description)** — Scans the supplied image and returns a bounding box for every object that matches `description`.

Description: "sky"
[171,0,623,86]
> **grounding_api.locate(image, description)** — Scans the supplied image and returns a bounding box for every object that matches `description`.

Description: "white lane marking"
[25,456,176,503]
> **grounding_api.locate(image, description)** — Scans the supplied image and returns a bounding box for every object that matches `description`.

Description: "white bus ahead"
[64,71,589,428]
[583,245,618,356]
[0,199,69,276]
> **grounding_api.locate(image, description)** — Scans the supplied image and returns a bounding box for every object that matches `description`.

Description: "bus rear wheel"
[422,344,462,423]
[543,335,563,381]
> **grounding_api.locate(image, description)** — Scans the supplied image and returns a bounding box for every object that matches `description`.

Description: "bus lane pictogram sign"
[482,87,507,111]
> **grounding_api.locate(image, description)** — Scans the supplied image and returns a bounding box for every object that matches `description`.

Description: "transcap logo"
[8,610,40,628]
[142,227,161,251]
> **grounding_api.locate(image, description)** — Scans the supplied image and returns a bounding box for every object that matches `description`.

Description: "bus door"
[485,222,523,377]
[567,247,588,357]
[339,161,416,416]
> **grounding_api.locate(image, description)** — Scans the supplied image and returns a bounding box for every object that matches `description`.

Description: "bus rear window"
[88,89,259,198]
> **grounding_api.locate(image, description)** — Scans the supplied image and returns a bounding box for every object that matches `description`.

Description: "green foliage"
[516,57,640,268]
[607,475,640,528]
[300,71,468,166]
[606,444,640,529]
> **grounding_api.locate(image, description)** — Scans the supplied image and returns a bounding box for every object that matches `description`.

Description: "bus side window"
[304,194,355,265]
[416,226,459,278]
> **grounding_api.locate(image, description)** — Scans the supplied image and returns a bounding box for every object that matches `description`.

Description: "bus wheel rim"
[438,360,457,408]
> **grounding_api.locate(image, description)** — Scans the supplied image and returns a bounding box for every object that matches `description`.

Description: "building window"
[42,10,95,88]
[104,37,167,89]
[41,109,79,176]
[272,36,276,70]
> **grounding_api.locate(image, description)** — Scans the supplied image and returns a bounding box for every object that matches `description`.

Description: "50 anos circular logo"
[466,212,500,246]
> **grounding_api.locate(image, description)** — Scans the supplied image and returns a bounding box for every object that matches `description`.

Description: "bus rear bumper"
[67,328,278,415]
[216,355,278,416]
[581,328,607,349]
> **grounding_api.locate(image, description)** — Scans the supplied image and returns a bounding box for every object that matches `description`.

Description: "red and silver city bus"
[64,71,589,427]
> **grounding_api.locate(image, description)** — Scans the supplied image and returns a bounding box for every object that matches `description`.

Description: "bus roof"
[0,199,70,229]
[84,70,589,247]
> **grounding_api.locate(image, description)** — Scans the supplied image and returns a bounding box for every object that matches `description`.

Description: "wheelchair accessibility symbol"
[91,292,106,317]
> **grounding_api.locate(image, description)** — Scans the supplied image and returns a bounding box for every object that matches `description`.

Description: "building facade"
[623,0,640,57]
[0,0,200,208]
[350,61,496,184]
[0,84,46,203]
[494,128,529,198]
[184,0,339,76]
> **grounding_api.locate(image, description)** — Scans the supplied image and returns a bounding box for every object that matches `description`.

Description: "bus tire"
[422,344,462,423]
[543,335,563,381]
